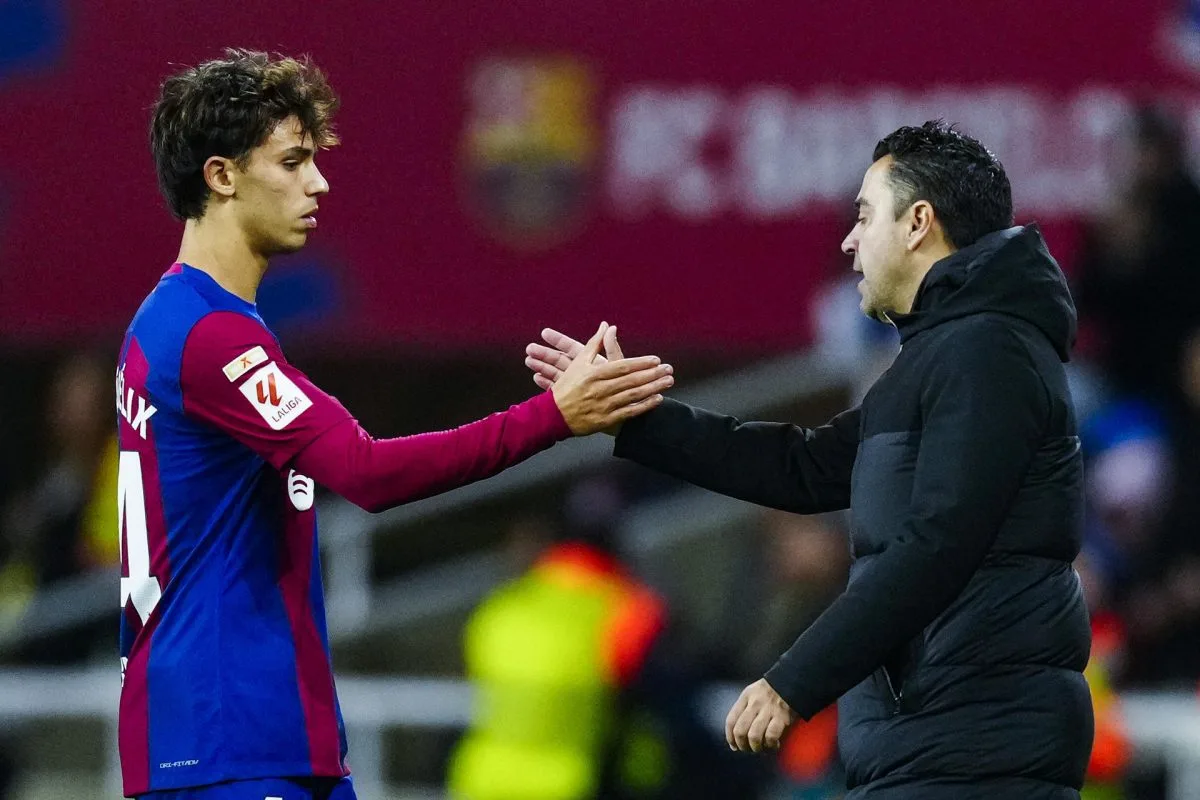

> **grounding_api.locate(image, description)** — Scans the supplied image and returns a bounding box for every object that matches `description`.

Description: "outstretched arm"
[615,399,857,513]
[527,327,857,513]
[181,315,674,512]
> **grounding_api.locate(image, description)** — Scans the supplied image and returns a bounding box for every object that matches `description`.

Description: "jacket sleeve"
[764,320,1049,719]
[612,398,858,513]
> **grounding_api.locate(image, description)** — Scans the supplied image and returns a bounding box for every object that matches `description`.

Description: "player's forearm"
[613,398,854,513]
[294,391,571,512]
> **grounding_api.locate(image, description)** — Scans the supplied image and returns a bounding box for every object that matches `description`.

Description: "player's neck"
[177,217,268,304]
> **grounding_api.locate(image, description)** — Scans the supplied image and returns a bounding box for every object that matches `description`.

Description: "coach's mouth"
[301,208,318,229]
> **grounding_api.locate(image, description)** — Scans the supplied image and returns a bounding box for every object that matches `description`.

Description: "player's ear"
[203,156,237,200]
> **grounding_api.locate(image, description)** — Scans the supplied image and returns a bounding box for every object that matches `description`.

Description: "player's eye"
[282,161,300,170]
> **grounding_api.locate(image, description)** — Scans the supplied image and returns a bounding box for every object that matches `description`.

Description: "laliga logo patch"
[239,362,312,430]
[287,470,314,512]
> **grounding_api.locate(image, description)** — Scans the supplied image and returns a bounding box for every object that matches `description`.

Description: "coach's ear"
[203,156,237,199]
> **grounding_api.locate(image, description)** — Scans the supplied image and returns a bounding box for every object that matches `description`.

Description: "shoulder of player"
[121,281,217,407]
[180,310,283,380]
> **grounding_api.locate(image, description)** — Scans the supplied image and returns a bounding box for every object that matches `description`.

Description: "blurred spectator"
[0,744,13,800]
[1083,404,1172,586]
[1117,327,1200,687]
[497,510,559,575]
[810,271,899,404]
[739,511,850,678]
[0,351,117,662]
[1158,327,1200,576]
[1075,550,1133,799]
[742,511,849,800]
[1074,103,1200,405]
[446,474,670,799]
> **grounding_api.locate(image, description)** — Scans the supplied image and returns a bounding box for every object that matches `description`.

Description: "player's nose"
[308,164,330,196]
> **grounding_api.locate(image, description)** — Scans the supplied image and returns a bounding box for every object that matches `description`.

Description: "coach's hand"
[550,322,673,436]
[726,678,797,753]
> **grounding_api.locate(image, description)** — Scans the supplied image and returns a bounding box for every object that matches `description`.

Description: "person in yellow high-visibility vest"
[1081,608,1130,800]
[447,478,667,800]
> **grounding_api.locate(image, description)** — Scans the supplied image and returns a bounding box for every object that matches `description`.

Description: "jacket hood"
[891,225,1077,361]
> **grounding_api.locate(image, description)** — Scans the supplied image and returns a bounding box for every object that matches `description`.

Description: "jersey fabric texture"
[117,262,571,797]
[137,775,355,800]
[117,263,353,795]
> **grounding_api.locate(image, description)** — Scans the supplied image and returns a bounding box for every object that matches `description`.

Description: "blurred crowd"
[0,351,118,662]
[1071,105,1200,695]
[1,104,1199,799]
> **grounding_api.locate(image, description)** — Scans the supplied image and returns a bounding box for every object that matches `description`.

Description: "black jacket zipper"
[882,666,903,715]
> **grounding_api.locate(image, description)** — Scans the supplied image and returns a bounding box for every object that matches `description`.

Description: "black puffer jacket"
[615,225,1092,799]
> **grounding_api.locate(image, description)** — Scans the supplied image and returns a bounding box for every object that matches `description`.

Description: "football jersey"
[117,263,355,795]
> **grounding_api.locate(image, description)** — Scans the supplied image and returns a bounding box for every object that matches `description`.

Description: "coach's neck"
[895,232,956,315]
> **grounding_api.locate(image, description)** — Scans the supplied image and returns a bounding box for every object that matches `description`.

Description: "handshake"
[525,322,674,437]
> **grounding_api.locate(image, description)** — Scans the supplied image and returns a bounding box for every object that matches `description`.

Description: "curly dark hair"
[872,120,1013,249]
[151,48,340,220]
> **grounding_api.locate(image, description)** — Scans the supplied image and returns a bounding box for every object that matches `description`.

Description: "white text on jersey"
[116,366,158,440]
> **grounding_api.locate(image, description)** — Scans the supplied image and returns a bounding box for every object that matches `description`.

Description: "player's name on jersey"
[115,366,158,440]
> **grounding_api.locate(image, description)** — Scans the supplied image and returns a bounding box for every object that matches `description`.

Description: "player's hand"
[725,678,797,753]
[527,325,626,391]
[549,322,672,436]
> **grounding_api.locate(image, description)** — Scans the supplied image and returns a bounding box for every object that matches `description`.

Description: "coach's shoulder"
[927,312,1033,361]
[919,313,1047,400]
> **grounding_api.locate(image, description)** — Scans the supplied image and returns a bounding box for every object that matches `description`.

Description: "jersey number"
[119,451,162,625]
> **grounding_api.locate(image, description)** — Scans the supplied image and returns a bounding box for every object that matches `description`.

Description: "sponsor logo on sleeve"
[287,470,315,511]
[239,362,312,430]
[223,345,269,382]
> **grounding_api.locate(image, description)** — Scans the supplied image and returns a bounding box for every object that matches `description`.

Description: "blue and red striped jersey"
[116,263,352,796]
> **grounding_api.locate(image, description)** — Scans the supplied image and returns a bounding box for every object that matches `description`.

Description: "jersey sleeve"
[179,311,353,470]
[291,390,571,513]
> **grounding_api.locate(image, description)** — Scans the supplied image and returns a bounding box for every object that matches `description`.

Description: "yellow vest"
[447,544,662,800]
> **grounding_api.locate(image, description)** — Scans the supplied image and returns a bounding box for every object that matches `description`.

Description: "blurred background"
[4,0,1200,797]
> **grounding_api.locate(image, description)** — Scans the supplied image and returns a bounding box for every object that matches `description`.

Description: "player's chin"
[274,232,310,254]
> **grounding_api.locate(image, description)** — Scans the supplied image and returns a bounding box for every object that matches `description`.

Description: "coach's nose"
[841,228,857,256]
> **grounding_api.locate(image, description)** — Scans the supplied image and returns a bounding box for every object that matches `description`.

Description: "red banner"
[5,0,1200,351]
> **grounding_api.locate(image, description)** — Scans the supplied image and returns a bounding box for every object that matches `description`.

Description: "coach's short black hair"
[151,48,339,220]
[872,120,1013,249]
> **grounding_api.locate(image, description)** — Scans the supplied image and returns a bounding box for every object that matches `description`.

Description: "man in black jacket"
[526,121,1092,799]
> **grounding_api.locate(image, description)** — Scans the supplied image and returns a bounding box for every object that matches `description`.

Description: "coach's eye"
[283,161,299,170]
